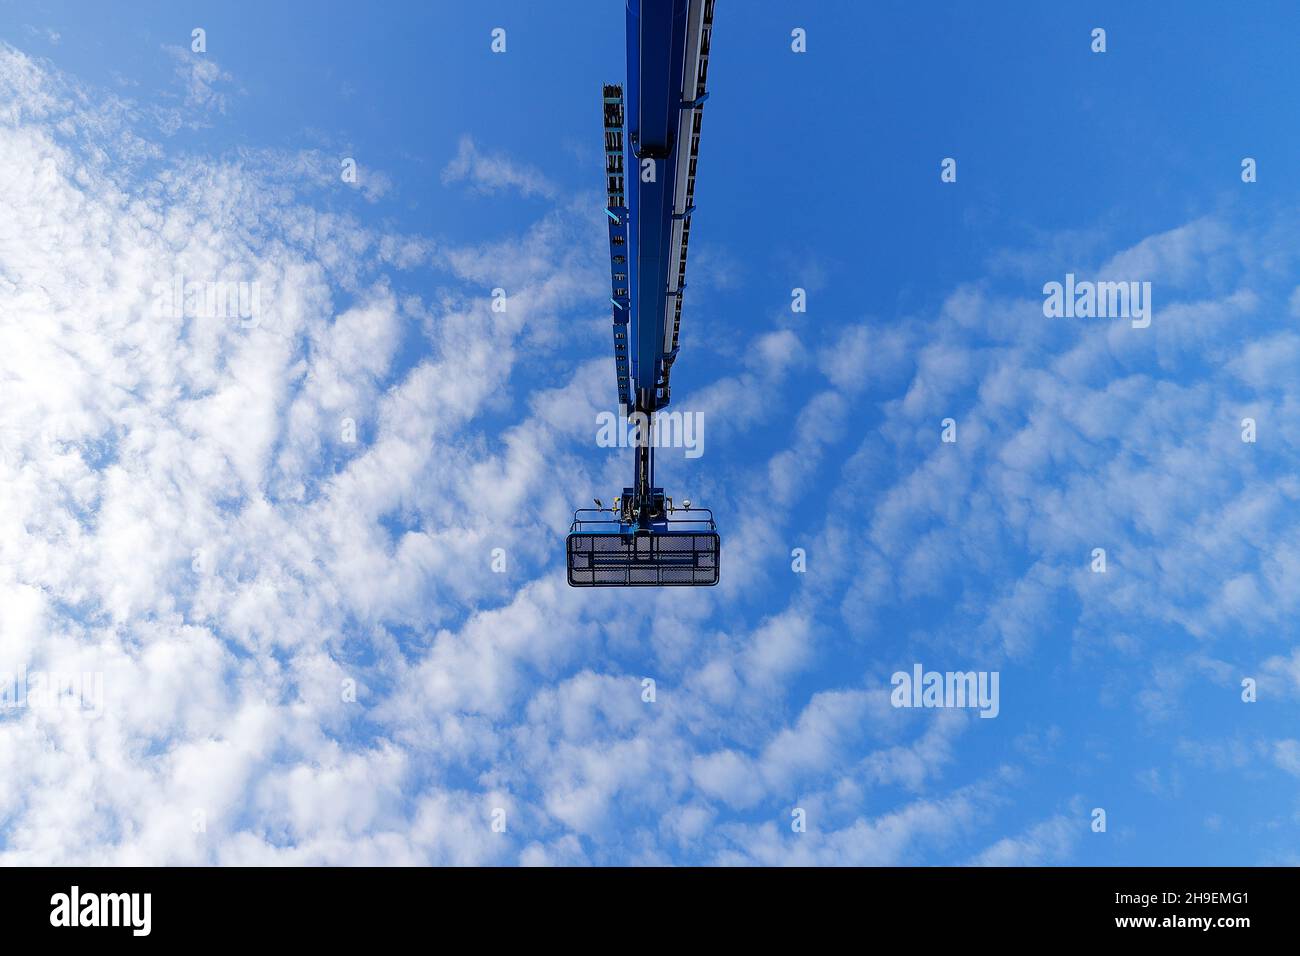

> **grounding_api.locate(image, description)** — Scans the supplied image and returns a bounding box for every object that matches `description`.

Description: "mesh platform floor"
[567,531,720,586]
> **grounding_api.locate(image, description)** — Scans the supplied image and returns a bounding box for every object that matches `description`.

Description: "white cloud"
[970,814,1077,866]
[154,45,237,133]
[441,135,555,199]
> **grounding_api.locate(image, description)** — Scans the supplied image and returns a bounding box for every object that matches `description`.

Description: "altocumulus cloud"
[2,42,1300,866]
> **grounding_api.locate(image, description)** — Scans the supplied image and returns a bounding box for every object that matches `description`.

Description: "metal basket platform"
[566,507,719,587]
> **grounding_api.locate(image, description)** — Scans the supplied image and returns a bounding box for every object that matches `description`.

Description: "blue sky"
[1,1,1299,865]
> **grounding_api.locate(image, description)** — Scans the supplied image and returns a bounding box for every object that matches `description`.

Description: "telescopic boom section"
[567,0,719,587]
[627,0,711,414]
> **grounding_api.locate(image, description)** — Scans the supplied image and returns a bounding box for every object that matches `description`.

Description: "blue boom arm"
[567,0,720,587]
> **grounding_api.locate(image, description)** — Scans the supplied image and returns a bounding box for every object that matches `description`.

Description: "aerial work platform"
[566,0,720,588]
[567,504,719,587]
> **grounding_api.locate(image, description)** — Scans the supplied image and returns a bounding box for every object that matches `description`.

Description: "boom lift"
[566,0,720,587]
